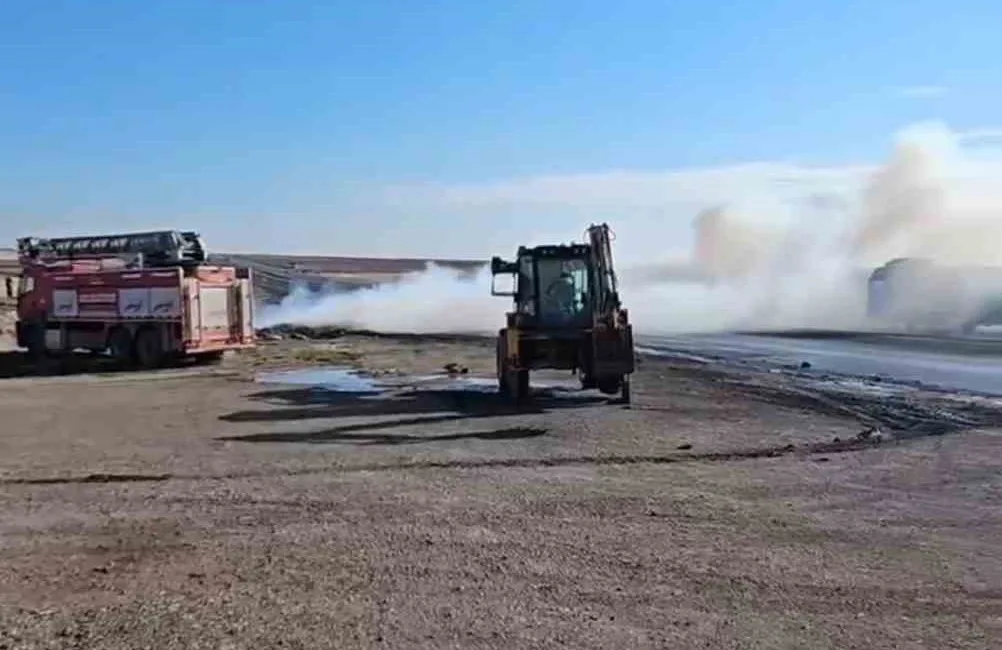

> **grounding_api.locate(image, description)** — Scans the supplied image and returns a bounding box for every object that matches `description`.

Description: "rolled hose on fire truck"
[17,230,207,268]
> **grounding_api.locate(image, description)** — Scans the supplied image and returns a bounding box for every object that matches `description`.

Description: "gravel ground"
[0,335,1000,648]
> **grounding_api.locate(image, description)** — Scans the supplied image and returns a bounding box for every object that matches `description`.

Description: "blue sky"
[1,0,999,258]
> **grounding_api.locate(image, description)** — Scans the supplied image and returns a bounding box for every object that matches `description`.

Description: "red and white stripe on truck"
[32,264,254,359]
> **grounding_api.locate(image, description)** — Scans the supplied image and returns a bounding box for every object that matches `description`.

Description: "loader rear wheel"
[621,374,632,405]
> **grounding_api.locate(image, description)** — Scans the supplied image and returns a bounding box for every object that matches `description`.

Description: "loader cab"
[491,243,593,329]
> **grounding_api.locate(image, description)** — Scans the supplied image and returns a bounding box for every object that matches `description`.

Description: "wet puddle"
[409,374,499,393]
[254,366,502,395]
[255,366,580,397]
[256,367,382,393]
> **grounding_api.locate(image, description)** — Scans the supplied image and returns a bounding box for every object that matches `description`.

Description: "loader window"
[517,255,536,315]
[537,257,589,325]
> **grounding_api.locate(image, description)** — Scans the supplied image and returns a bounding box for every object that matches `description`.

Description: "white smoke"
[260,264,497,334]
[261,121,1002,336]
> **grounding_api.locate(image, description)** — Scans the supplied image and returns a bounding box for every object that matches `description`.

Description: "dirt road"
[0,335,1000,648]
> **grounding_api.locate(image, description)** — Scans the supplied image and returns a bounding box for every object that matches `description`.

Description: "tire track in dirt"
[0,427,959,487]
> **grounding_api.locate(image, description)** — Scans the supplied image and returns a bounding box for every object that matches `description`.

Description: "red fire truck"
[6,230,256,367]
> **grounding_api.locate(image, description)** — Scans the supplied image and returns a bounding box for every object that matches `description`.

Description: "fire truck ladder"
[17,230,207,268]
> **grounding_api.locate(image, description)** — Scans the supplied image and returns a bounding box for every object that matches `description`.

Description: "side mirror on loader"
[490,256,517,275]
[489,257,518,297]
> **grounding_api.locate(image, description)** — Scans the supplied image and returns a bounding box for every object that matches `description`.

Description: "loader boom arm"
[586,223,621,315]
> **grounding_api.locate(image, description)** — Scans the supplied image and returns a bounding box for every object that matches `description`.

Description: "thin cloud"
[957,128,1002,146]
[414,163,872,209]
[376,162,875,262]
[372,122,1002,262]
[894,85,948,98]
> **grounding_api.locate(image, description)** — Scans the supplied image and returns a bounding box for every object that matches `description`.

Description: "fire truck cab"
[8,230,256,367]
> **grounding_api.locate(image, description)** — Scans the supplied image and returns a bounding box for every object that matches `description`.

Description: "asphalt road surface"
[639,331,1002,396]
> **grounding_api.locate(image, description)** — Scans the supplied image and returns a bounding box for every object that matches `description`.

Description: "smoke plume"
[260,122,1002,336]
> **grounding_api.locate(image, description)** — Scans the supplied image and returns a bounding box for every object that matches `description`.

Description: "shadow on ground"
[218,384,607,444]
[0,432,898,485]
[0,350,220,379]
[0,351,126,379]
[219,425,549,446]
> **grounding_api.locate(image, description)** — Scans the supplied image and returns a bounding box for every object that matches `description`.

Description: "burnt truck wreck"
[867,257,1002,334]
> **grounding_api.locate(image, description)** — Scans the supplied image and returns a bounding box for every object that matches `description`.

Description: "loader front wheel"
[496,330,529,403]
[499,364,530,403]
[496,336,509,397]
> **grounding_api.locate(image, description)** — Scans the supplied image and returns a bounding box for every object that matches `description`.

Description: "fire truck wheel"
[134,327,164,369]
[596,376,621,395]
[107,327,134,365]
[193,351,225,365]
[22,322,46,361]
